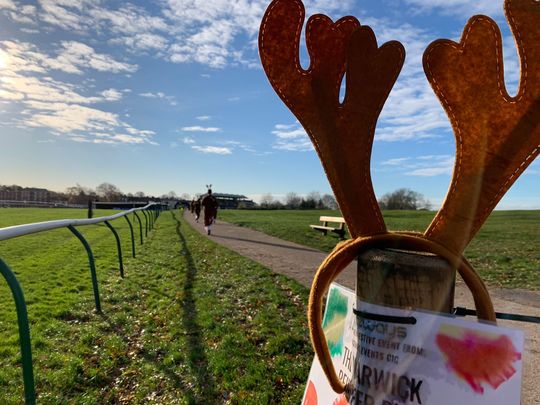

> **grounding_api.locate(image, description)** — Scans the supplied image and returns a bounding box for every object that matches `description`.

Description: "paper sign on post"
[303,283,524,405]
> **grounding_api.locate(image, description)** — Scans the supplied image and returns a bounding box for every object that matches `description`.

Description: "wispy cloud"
[0,0,355,70]
[380,154,454,176]
[271,123,313,152]
[382,157,412,166]
[51,41,137,74]
[180,125,220,132]
[0,39,154,145]
[101,88,123,102]
[196,115,211,121]
[192,145,232,155]
[109,33,169,52]
[180,135,257,155]
[403,0,504,18]
[139,91,177,105]
[0,0,17,11]
[0,40,137,76]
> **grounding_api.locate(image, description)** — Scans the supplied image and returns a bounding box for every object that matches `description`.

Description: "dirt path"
[183,210,539,403]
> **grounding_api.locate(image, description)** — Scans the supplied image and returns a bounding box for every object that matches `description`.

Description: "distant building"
[196,192,255,209]
[0,185,55,202]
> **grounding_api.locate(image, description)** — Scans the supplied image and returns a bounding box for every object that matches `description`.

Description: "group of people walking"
[189,189,219,235]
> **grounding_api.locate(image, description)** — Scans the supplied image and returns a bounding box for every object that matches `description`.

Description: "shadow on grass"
[90,211,217,403]
[170,211,218,402]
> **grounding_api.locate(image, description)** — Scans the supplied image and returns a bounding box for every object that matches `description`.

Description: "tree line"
[64,183,192,204]
[255,188,430,211]
[0,183,190,205]
[257,192,338,210]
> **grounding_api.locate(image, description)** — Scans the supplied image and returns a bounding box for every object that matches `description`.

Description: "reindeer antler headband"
[259,0,540,393]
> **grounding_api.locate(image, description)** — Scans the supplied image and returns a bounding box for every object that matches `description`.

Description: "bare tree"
[134,191,146,198]
[65,184,96,204]
[305,191,324,209]
[259,193,274,209]
[378,188,430,210]
[96,182,122,202]
[321,194,338,210]
[180,193,191,200]
[285,192,302,209]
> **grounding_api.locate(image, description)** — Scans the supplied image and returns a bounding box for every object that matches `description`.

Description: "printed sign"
[303,283,524,405]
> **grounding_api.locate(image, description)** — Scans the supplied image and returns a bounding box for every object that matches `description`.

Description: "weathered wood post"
[357,249,455,313]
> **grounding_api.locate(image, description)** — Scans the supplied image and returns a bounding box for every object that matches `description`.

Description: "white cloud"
[382,157,411,166]
[7,4,37,24]
[196,115,211,121]
[110,33,168,51]
[164,0,353,68]
[48,41,137,74]
[139,91,177,106]
[0,0,17,10]
[88,4,169,35]
[0,0,355,70]
[101,88,122,101]
[273,129,307,140]
[183,136,195,144]
[192,145,232,154]
[0,40,137,76]
[346,17,451,142]
[181,125,220,132]
[380,154,454,176]
[274,123,297,130]
[23,103,119,133]
[403,0,504,18]
[0,40,154,145]
[271,123,313,152]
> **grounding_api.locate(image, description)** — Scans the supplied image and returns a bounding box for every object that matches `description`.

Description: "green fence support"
[141,210,148,237]
[0,258,36,404]
[133,212,143,245]
[67,226,102,313]
[123,215,136,258]
[104,221,124,278]
[146,209,152,230]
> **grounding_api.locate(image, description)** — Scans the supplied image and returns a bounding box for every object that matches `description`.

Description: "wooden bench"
[310,216,347,239]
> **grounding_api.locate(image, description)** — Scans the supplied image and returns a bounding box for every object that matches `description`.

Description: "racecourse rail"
[0,203,166,404]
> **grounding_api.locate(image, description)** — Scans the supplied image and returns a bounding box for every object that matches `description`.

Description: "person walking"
[201,189,218,235]
[193,198,202,222]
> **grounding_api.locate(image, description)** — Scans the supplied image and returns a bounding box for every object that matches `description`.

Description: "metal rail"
[0,203,158,241]
[0,202,165,403]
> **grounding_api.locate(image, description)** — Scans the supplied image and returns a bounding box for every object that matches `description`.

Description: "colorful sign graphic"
[302,283,524,404]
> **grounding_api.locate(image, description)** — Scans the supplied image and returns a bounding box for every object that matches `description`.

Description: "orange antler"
[259,0,405,238]
[423,0,540,254]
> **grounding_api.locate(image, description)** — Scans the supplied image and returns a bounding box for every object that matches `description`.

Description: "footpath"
[183,210,539,403]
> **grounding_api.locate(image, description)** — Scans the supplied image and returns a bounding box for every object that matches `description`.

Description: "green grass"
[218,209,540,290]
[0,208,312,403]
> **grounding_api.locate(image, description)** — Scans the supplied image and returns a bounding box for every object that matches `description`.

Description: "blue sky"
[0,0,538,208]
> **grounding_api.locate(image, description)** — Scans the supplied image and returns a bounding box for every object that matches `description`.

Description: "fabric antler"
[423,0,540,255]
[259,0,405,238]
[256,0,540,394]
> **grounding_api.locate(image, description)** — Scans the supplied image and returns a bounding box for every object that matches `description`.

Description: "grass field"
[0,208,312,404]
[218,209,540,290]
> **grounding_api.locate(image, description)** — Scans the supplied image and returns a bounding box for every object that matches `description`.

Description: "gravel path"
[183,209,539,403]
